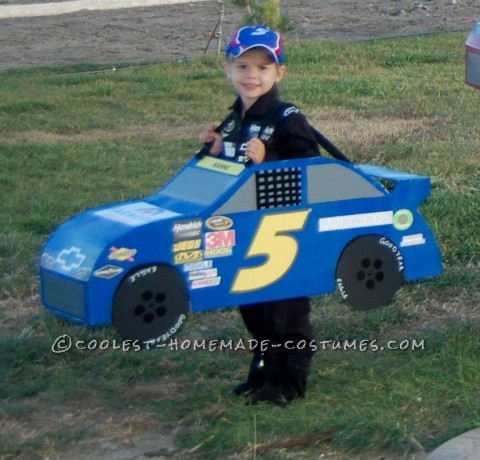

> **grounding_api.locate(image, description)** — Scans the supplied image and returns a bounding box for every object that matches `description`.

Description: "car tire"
[335,235,404,310]
[112,264,189,344]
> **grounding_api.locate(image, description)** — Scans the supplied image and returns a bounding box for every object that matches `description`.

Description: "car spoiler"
[357,164,432,205]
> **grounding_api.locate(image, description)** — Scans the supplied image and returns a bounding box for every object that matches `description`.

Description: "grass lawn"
[1,32,479,459]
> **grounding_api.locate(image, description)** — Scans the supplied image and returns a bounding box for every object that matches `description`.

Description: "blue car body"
[40,155,442,341]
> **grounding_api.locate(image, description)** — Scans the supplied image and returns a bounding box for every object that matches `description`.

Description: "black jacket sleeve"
[267,111,320,161]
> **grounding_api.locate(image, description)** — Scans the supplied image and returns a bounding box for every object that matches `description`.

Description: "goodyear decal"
[94,265,124,279]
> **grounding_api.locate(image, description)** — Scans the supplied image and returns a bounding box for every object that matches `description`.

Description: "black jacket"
[213,85,320,163]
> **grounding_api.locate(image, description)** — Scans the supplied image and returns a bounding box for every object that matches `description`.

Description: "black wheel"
[335,235,404,311]
[112,264,189,344]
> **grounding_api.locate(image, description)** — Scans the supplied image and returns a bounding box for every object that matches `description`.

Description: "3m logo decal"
[205,230,235,249]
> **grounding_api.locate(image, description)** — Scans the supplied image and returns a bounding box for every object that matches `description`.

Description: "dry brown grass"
[0,110,443,171]
[309,108,447,162]
[0,123,205,146]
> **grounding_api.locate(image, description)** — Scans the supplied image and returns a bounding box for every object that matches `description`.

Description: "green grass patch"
[1,32,480,458]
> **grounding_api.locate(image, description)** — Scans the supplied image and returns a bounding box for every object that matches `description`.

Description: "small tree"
[231,0,295,33]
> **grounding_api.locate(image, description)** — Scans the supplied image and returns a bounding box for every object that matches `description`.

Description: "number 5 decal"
[231,209,311,293]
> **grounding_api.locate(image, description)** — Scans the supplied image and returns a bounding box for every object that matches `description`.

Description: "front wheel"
[112,264,189,344]
[335,235,404,311]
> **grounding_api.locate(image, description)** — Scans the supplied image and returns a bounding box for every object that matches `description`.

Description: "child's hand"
[246,137,266,164]
[199,125,223,156]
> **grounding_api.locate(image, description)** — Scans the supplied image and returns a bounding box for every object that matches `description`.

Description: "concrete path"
[427,428,480,460]
[0,0,206,19]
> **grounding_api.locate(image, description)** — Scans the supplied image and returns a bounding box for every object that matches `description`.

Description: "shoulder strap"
[272,103,352,164]
[311,128,351,163]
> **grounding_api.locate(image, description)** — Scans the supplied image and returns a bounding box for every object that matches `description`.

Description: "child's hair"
[225,25,285,64]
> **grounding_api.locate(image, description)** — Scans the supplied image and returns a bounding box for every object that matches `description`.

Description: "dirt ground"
[0,0,478,72]
[1,1,479,459]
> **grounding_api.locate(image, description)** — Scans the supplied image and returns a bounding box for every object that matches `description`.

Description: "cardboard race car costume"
[40,142,442,344]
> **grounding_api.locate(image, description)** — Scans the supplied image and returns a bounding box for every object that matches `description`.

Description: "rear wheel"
[112,264,189,344]
[335,235,404,311]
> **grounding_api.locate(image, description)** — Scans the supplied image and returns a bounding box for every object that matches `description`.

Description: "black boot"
[250,351,313,406]
[232,353,266,396]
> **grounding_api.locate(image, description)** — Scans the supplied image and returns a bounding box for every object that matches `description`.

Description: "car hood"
[40,199,180,281]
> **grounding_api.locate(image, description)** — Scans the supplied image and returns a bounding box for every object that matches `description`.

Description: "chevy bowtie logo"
[56,246,86,271]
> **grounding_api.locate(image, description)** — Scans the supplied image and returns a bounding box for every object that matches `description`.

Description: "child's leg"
[251,297,315,405]
[233,304,269,395]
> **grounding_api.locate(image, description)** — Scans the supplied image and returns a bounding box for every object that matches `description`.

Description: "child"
[199,25,318,406]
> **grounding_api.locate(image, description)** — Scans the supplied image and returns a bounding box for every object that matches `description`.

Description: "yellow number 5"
[231,210,311,293]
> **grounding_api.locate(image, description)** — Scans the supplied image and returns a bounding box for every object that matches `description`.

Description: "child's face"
[225,48,286,110]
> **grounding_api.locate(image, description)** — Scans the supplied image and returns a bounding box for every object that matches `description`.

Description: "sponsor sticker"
[108,246,137,262]
[173,239,202,252]
[93,265,124,279]
[205,230,235,249]
[393,209,414,231]
[319,211,393,232]
[400,234,426,247]
[205,216,233,231]
[204,247,233,258]
[173,218,203,242]
[188,268,218,281]
[174,250,203,265]
[183,260,213,272]
[95,202,178,226]
[191,277,221,289]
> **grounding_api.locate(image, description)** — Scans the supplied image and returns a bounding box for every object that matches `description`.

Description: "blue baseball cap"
[226,25,285,63]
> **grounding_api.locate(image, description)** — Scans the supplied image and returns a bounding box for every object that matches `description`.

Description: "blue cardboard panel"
[40,155,442,342]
